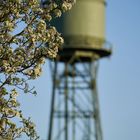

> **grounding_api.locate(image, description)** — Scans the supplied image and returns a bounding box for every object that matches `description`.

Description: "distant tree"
[0,0,75,139]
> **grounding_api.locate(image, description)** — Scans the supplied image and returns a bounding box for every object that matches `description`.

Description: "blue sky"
[18,0,140,140]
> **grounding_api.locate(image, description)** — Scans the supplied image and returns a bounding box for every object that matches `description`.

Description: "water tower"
[47,0,111,140]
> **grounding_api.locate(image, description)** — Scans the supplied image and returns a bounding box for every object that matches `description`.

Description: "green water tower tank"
[55,0,111,60]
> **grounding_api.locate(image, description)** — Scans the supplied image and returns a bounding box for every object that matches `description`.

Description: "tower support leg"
[48,54,103,140]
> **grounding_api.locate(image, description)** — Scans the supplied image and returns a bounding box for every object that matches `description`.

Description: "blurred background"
[19,0,140,140]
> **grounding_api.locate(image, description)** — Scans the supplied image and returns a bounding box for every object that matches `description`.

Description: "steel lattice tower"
[45,0,112,140]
